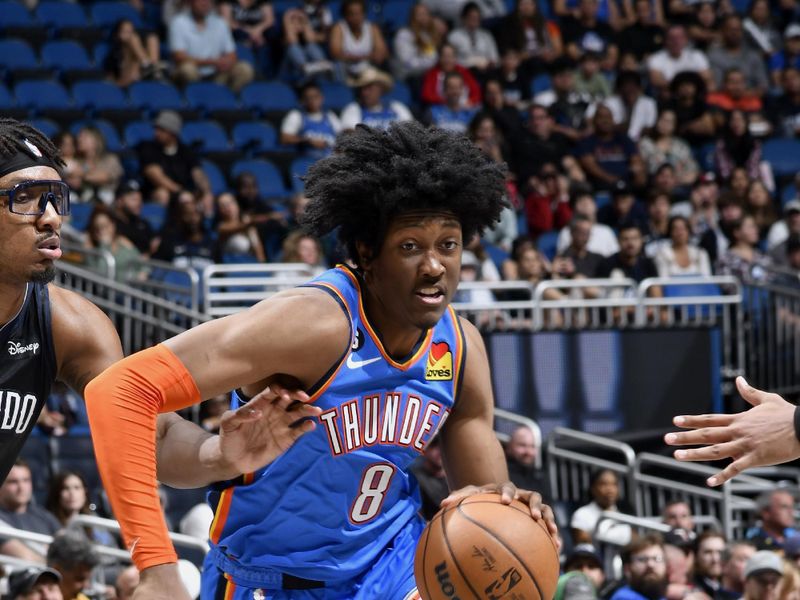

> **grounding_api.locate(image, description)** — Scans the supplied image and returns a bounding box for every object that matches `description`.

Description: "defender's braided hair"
[302,121,507,265]
[0,118,64,169]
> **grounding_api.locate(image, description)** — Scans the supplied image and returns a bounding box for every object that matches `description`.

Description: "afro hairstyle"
[302,121,507,266]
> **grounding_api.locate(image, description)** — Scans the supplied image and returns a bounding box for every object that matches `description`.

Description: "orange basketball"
[414,493,560,600]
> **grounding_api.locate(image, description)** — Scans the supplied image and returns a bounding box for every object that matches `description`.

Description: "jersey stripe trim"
[448,306,467,406]
[338,266,433,370]
[209,487,234,544]
[223,578,236,600]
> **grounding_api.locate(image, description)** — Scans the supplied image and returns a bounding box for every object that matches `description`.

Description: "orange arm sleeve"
[85,343,201,571]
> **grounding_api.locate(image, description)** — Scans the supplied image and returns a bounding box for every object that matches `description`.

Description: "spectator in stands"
[74,127,123,206]
[725,167,753,206]
[514,104,576,186]
[770,26,800,88]
[714,110,765,184]
[707,15,769,98]
[651,163,686,202]
[574,52,611,104]
[104,18,164,86]
[6,567,63,600]
[585,70,656,142]
[647,25,713,96]
[693,531,728,598]
[617,0,665,62]
[596,223,662,292]
[84,206,145,283]
[557,189,620,257]
[664,71,716,147]
[504,426,549,500]
[54,132,81,197]
[469,111,512,167]
[169,0,255,92]
[767,201,800,262]
[43,471,116,548]
[571,468,633,546]
[663,529,696,600]
[599,181,648,232]
[555,215,604,279]
[340,67,414,130]
[747,490,798,552]
[769,68,800,139]
[392,3,441,82]
[524,162,573,237]
[533,58,589,141]
[282,3,334,80]
[281,230,327,276]
[329,0,389,79]
[481,78,524,135]
[662,500,696,533]
[280,82,342,157]
[563,544,606,592]
[707,69,769,135]
[577,104,646,192]
[687,1,720,53]
[111,180,154,258]
[219,0,275,51]
[447,3,499,76]
[559,0,618,70]
[425,72,478,132]
[46,530,101,600]
[655,215,712,276]
[721,542,757,600]
[502,235,535,280]
[493,0,563,73]
[698,193,742,267]
[115,566,139,600]
[639,110,699,186]
[717,215,773,284]
[486,49,532,110]
[502,245,566,325]
[153,198,216,272]
[611,535,669,600]
[421,43,481,107]
[138,110,212,207]
[644,191,672,257]
[214,191,267,262]
[409,437,449,521]
[743,0,780,59]
[743,551,784,600]
[745,181,778,241]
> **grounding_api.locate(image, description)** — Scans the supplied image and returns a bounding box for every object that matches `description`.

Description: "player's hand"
[664,376,800,486]
[216,381,322,475]
[133,565,191,600]
[440,483,559,540]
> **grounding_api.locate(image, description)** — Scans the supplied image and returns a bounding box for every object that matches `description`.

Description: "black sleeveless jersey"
[0,283,57,482]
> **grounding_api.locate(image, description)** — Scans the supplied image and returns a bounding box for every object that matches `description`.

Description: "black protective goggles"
[0,180,71,216]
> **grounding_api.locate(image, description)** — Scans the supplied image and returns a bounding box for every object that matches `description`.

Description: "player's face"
[361,212,462,333]
[0,166,63,286]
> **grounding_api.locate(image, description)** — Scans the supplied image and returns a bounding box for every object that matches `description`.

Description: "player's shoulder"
[252,285,352,339]
[456,315,484,350]
[47,285,116,339]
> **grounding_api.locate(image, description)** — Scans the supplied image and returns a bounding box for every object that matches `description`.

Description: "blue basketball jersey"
[205,265,467,587]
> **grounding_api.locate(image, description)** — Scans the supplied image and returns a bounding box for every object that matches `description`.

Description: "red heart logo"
[430,342,449,362]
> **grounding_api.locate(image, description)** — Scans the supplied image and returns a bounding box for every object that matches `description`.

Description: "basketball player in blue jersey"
[85,121,558,600]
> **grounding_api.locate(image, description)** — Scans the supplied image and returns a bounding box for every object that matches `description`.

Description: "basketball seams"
[456,504,545,600]
[441,507,483,600]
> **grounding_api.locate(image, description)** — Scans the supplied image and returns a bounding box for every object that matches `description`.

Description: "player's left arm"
[439,318,557,536]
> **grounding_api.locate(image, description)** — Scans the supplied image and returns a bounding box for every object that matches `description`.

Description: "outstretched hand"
[216,381,322,475]
[440,482,559,543]
[664,376,800,486]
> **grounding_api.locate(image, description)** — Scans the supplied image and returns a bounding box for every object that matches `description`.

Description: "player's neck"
[0,282,28,328]
[361,289,425,359]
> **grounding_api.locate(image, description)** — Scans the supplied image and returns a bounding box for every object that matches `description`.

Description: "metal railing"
[60,241,117,287]
[124,257,201,313]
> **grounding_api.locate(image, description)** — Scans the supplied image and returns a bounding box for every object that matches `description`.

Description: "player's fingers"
[672,440,742,462]
[268,382,311,404]
[540,503,559,537]
[440,485,482,509]
[521,490,543,520]
[670,413,735,431]
[706,455,754,487]
[499,481,517,505]
[663,426,735,447]
[288,418,317,438]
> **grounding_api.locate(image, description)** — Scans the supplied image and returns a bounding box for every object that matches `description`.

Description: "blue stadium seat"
[537,230,559,260]
[662,280,722,318]
[0,1,35,29]
[235,42,256,69]
[70,119,123,153]
[90,1,142,28]
[782,184,798,205]
[696,142,716,172]
[379,0,410,33]
[36,1,89,31]
[50,435,102,496]
[231,158,290,199]
[201,159,228,196]
[231,121,278,153]
[531,74,551,96]
[14,80,73,112]
[41,40,92,72]
[29,118,60,138]
[385,80,412,107]
[123,120,154,148]
[482,241,509,272]
[289,156,316,193]
[0,39,40,73]
[240,81,297,114]
[184,81,239,114]
[763,139,800,178]
[69,201,94,231]
[181,120,231,153]
[141,202,167,231]
[71,80,128,112]
[93,42,109,67]
[128,80,184,114]
[319,81,354,111]
[272,0,301,18]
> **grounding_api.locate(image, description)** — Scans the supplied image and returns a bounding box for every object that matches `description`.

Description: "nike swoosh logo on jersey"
[346,354,381,369]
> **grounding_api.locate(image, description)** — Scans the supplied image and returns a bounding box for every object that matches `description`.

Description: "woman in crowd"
[281,230,327,276]
[745,180,778,240]
[639,109,700,186]
[494,0,562,74]
[571,469,633,546]
[717,214,773,283]
[447,2,499,77]
[54,131,83,194]
[664,71,716,147]
[84,206,144,283]
[714,110,764,184]
[392,3,442,82]
[329,0,389,79]
[215,192,267,263]
[742,0,781,59]
[654,216,712,277]
[688,2,721,51]
[74,126,124,205]
[104,18,163,86]
[45,471,118,547]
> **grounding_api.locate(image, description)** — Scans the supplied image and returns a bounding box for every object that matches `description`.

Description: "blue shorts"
[201,519,424,600]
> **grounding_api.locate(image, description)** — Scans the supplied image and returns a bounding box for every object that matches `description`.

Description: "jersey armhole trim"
[299,282,353,402]
[449,307,467,409]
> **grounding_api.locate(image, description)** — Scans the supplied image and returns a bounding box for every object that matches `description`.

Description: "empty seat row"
[0,1,144,30]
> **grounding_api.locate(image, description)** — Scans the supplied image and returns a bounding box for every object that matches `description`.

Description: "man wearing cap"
[769,25,800,87]
[339,67,414,130]
[5,566,62,600]
[137,110,212,207]
[743,551,784,600]
[565,544,606,591]
[111,180,155,257]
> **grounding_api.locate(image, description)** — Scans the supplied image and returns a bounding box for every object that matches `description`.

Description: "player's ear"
[355,241,373,271]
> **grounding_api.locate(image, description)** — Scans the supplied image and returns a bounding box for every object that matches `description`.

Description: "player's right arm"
[84,288,349,577]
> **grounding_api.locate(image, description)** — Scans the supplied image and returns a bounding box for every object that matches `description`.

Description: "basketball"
[414,493,560,600]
